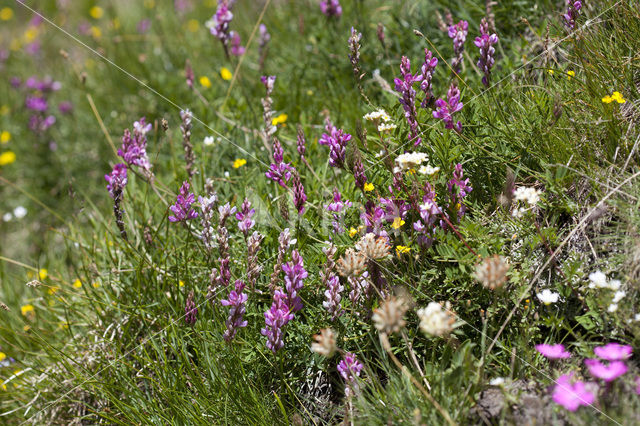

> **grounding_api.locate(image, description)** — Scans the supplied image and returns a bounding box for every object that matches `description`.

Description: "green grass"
[2,0,640,424]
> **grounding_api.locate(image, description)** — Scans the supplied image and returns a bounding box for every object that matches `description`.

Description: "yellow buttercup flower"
[89,6,104,19]
[396,245,411,254]
[200,76,212,88]
[23,27,38,43]
[187,19,199,32]
[391,217,405,229]
[0,7,13,21]
[92,282,100,288]
[0,151,16,166]
[73,279,82,288]
[90,26,102,39]
[603,91,626,104]
[567,70,575,80]
[363,182,374,192]
[349,227,358,238]
[179,280,184,287]
[271,113,288,126]
[38,269,48,280]
[233,158,247,169]
[547,69,554,76]
[0,352,6,361]
[20,304,34,316]
[1,131,10,144]
[220,67,232,81]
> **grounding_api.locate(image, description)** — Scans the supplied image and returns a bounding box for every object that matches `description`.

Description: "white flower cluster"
[536,289,559,305]
[394,152,429,172]
[588,271,621,290]
[417,301,456,337]
[512,186,543,218]
[377,122,397,133]
[363,109,391,122]
[2,206,27,222]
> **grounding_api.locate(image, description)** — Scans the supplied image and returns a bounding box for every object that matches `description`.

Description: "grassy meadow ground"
[2,0,640,424]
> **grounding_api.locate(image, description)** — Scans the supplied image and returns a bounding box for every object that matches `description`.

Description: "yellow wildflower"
[233,158,247,169]
[547,69,554,75]
[24,27,38,43]
[0,7,14,21]
[1,131,10,144]
[187,19,200,32]
[73,279,82,288]
[0,352,6,362]
[89,6,104,19]
[23,325,31,332]
[567,70,575,80]
[271,113,288,126]
[363,182,374,192]
[0,151,16,166]
[396,245,411,254]
[47,286,59,295]
[20,304,34,316]
[90,26,102,39]
[307,90,314,96]
[602,91,626,104]
[349,227,358,238]
[220,67,232,81]
[144,0,156,8]
[391,217,405,229]
[38,269,48,280]
[179,280,184,287]
[200,76,212,88]
[92,282,100,288]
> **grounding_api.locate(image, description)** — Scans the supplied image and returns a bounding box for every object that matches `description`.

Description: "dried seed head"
[474,255,509,290]
[417,301,457,337]
[26,280,42,288]
[311,328,337,357]
[0,302,9,311]
[337,248,367,277]
[372,295,409,335]
[356,233,390,260]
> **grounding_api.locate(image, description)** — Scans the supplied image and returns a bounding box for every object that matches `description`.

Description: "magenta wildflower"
[413,183,441,247]
[220,280,248,341]
[419,49,438,107]
[584,359,628,382]
[552,374,595,411]
[593,343,633,361]
[58,101,73,114]
[25,76,60,92]
[230,31,245,56]
[169,181,198,223]
[325,188,352,234]
[562,1,582,29]
[536,343,571,359]
[353,156,368,191]
[118,119,152,171]
[433,84,463,133]
[447,163,472,220]
[185,291,198,326]
[318,119,352,168]
[448,20,468,74]
[337,353,363,397]
[394,56,422,145]
[474,18,499,87]
[25,96,47,112]
[320,0,342,18]
[261,289,294,353]
[235,198,256,235]
[296,125,307,160]
[105,164,128,198]
[292,174,307,215]
[206,0,234,55]
[283,250,307,313]
[323,274,344,321]
[29,115,56,133]
[265,138,294,187]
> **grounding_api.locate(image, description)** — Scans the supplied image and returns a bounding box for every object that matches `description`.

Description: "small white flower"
[588,271,608,289]
[363,109,390,122]
[204,136,215,146]
[489,377,505,386]
[224,171,230,178]
[608,279,621,291]
[634,313,640,322]
[536,289,559,305]
[512,207,527,218]
[513,186,542,206]
[395,152,429,171]
[13,206,27,219]
[418,165,440,175]
[2,212,12,222]
[612,290,626,303]
[377,122,397,133]
[608,303,618,313]
[375,150,385,158]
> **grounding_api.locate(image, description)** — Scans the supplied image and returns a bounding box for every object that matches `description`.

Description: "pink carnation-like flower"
[552,374,595,412]
[584,359,627,382]
[535,343,571,359]
[593,343,633,361]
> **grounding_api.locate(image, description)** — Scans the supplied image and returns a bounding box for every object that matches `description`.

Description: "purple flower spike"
[261,289,294,353]
[105,164,128,198]
[282,250,307,313]
[584,359,628,382]
[220,280,248,341]
[325,188,352,234]
[320,0,342,18]
[563,1,582,29]
[169,181,198,223]
[185,291,198,326]
[433,84,463,133]
[337,353,363,397]
[394,56,422,145]
[206,0,234,52]
[535,343,571,359]
[323,274,344,321]
[594,343,633,361]
[318,119,351,168]
[448,20,468,74]
[292,174,307,215]
[265,138,295,187]
[118,118,152,171]
[235,198,256,235]
[420,49,438,108]
[552,374,595,411]
[447,163,472,220]
[474,18,498,87]
[230,31,245,56]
